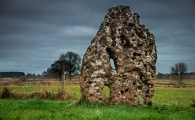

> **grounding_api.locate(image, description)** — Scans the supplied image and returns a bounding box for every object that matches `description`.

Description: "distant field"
[0,85,195,120]
[1,78,195,86]
[155,79,195,84]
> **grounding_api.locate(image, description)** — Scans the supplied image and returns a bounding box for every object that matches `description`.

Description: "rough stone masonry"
[79,5,157,106]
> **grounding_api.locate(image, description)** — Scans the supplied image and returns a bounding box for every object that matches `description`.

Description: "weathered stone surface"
[79,5,157,106]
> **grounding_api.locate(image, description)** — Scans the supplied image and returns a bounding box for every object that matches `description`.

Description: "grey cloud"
[0,0,195,74]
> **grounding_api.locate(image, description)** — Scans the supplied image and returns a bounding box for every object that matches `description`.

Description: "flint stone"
[79,5,157,106]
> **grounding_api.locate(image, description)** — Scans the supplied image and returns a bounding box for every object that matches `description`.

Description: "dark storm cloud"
[0,0,195,74]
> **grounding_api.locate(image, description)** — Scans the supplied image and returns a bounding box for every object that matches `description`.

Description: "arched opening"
[103,86,110,103]
[110,58,116,69]
[106,47,116,70]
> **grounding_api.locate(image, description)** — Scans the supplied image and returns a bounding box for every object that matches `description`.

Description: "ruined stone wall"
[79,5,157,106]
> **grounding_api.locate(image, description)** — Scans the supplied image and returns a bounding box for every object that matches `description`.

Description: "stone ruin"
[79,5,157,106]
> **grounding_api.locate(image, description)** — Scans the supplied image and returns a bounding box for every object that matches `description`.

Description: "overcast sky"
[0,0,195,75]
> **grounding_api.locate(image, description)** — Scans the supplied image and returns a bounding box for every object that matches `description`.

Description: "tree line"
[0,72,25,78]
[42,51,81,80]
[1,51,192,85]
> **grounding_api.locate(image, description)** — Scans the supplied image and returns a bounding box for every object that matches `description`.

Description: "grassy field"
[155,79,195,84]
[0,85,195,120]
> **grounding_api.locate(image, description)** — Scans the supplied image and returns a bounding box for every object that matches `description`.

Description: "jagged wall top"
[79,5,157,106]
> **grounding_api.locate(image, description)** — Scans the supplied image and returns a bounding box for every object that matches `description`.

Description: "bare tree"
[171,62,188,84]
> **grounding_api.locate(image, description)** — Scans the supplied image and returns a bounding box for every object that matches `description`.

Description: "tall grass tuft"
[0,87,78,100]
[0,87,14,98]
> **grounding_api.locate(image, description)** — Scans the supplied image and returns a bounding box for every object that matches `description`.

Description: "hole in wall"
[110,58,116,69]
[133,81,136,85]
[138,86,142,90]
[125,88,129,92]
[106,47,117,70]
[103,86,110,103]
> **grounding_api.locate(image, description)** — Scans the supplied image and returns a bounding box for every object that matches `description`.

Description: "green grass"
[0,86,195,120]
[153,88,195,107]
[155,79,195,84]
